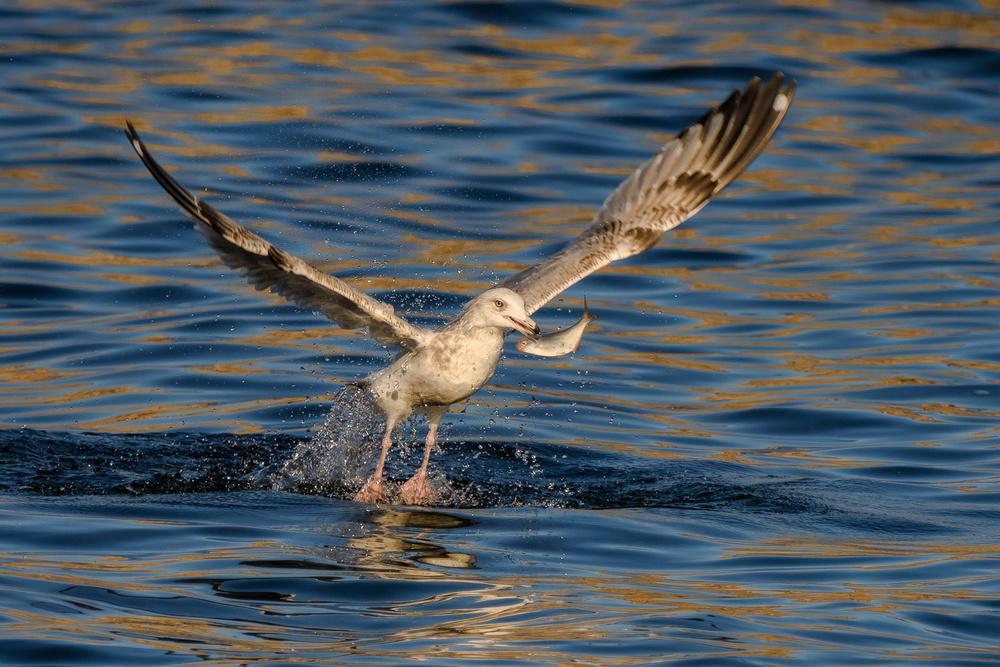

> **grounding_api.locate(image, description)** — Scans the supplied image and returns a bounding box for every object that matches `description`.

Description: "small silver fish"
[516,299,597,358]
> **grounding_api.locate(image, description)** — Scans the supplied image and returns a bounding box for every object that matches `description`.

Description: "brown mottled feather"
[123,121,428,350]
[499,74,795,315]
[125,74,793,343]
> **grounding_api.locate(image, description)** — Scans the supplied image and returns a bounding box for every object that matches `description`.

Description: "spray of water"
[274,384,385,496]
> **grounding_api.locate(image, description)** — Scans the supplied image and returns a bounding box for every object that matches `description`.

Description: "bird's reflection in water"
[294,505,480,574]
[353,508,478,569]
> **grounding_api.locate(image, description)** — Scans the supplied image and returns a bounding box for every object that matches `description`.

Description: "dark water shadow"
[0,406,972,541]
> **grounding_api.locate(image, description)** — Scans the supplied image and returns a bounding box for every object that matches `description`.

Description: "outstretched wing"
[499,74,796,315]
[124,121,430,350]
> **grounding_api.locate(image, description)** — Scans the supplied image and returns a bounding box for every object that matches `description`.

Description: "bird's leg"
[354,429,393,504]
[399,419,440,506]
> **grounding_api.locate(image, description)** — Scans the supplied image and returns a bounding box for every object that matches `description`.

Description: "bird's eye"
[494,299,504,309]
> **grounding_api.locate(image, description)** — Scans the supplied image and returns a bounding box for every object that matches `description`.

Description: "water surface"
[1,0,998,664]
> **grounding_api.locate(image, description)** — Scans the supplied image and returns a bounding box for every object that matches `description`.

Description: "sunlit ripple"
[1,0,999,664]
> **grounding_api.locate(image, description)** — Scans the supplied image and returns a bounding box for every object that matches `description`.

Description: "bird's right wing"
[125,121,430,351]
[500,74,795,315]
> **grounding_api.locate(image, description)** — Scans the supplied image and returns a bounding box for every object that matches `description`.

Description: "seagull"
[125,74,795,505]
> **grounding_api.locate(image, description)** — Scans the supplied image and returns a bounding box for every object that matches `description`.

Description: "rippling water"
[2,0,998,664]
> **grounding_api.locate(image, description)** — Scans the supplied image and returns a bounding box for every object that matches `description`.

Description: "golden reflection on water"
[2,1,997,444]
[2,502,996,661]
[1,4,997,665]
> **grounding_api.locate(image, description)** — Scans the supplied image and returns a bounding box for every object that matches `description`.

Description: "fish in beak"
[516,298,597,358]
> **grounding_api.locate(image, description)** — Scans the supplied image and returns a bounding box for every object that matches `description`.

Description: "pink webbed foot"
[355,477,388,504]
[398,471,435,506]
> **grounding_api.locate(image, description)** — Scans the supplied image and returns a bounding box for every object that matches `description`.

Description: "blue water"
[2,0,999,664]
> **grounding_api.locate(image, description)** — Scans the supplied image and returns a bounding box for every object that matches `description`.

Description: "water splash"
[271,385,460,503]
[274,384,384,496]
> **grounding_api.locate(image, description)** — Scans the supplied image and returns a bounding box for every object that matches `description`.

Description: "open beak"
[505,315,539,337]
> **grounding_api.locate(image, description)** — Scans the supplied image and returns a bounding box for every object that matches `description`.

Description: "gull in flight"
[125,74,795,505]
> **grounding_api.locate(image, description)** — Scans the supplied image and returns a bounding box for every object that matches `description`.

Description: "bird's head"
[469,288,539,336]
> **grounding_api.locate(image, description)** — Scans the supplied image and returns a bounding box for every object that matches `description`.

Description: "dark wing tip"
[124,119,146,159]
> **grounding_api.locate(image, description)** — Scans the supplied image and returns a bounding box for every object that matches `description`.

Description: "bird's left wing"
[124,121,430,351]
[500,74,795,315]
